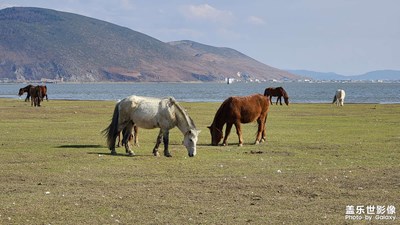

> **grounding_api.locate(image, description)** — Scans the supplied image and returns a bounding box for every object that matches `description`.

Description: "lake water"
[1,82,399,103]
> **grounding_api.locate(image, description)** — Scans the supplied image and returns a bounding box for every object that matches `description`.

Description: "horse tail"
[43,85,48,100]
[332,94,337,104]
[102,102,120,150]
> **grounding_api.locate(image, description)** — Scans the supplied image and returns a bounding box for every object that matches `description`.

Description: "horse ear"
[207,126,211,130]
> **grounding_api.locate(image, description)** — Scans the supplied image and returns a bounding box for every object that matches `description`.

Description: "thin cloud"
[182,4,233,24]
[247,16,265,25]
[119,0,135,11]
[0,3,19,9]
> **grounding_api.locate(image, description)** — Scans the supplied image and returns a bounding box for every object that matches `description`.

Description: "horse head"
[284,97,289,106]
[208,125,223,146]
[18,88,24,96]
[183,129,200,157]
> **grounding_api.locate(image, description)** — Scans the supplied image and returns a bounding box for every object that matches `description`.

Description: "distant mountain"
[351,70,400,80]
[0,7,298,82]
[287,69,400,81]
[168,40,296,81]
[286,70,347,80]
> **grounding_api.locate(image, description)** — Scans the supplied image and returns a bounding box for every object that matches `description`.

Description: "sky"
[1,0,399,75]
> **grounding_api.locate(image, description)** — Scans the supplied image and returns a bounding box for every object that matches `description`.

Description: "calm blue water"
[1,82,399,103]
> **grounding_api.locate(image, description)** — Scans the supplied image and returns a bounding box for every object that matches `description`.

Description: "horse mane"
[279,87,289,98]
[211,97,230,127]
[168,97,197,129]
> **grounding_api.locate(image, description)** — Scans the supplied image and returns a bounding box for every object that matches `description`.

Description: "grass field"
[0,98,399,224]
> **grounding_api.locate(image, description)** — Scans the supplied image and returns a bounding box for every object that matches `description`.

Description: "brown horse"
[264,87,289,105]
[29,86,42,107]
[38,85,48,101]
[208,94,270,146]
[18,84,33,102]
[18,85,48,102]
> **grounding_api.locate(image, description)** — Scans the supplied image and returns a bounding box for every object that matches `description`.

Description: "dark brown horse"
[29,86,42,107]
[208,94,270,146]
[264,87,289,106]
[18,85,48,102]
[18,85,33,102]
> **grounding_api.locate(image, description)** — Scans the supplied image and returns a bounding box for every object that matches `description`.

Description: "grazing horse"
[332,89,345,106]
[103,95,200,157]
[18,84,33,102]
[263,87,289,105]
[208,94,270,146]
[18,85,48,102]
[38,85,48,101]
[29,86,42,107]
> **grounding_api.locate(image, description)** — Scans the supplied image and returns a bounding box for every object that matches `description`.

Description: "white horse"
[332,89,346,106]
[103,95,200,157]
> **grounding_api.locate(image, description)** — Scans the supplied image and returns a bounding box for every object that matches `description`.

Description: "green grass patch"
[0,99,399,224]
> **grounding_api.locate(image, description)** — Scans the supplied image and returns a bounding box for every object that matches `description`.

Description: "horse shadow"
[57,144,103,149]
[87,152,153,157]
[56,145,154,157]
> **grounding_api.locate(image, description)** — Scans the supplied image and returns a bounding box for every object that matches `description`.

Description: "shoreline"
[1,97,399,105]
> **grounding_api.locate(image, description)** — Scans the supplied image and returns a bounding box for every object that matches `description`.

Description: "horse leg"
[234,122,243,147]
[255,118,264,145]
[163,130,172,157]
[222,123,233,146]
[133,125,139,147]
[110,120,130,155]
[153,130,164,156]
[116,132,121,147]
[269,96,273,105]
[123,123,135,156]
[261,113,268,142]
[276,96,281,105]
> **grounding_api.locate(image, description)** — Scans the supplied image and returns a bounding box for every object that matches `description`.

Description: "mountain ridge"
[0,7,298,82]
[287,69,400,81]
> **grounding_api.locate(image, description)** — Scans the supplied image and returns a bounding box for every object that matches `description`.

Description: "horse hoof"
[111,151,117,155]
[153,151,160,157]
[255,141,260,145]
[164,154,172,157]
[127,152,135,156]
[238,143,243,147]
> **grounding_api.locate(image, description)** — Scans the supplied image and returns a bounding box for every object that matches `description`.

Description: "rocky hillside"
[0,7,298,82]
